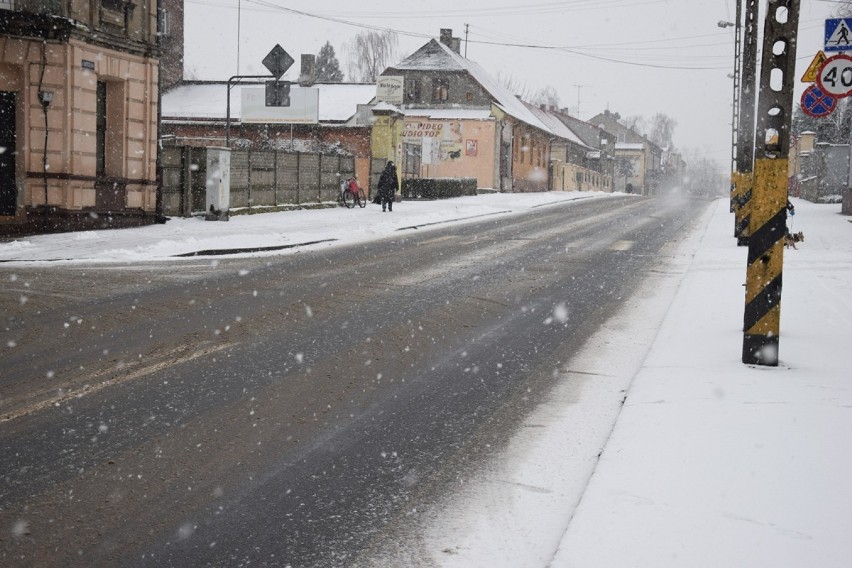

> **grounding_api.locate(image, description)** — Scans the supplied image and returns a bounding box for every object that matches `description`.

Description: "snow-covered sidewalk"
[0,191,613,263]
[552,198,852,567]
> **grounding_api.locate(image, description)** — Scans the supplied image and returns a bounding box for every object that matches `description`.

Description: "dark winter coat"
[377,163,398,201]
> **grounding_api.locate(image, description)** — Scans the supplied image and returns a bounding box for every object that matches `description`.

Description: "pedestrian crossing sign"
[825,18,852,52]
[801,51,827,83]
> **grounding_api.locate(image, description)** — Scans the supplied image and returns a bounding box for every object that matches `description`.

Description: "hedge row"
[401,178,478,199]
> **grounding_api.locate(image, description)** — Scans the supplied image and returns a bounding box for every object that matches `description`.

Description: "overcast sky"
[183,0,838,168]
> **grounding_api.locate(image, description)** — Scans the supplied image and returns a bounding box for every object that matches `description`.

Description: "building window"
[96,81,106,176]
[405,78,420,102]
[0,0,13,11]
[101,0,127,28]
[432,78,449,102]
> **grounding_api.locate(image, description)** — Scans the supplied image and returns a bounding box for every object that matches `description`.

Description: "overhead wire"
[186,0,831,70]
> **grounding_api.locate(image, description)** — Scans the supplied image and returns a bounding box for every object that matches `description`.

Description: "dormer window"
[432,78,449,102]
[405,79,420,102]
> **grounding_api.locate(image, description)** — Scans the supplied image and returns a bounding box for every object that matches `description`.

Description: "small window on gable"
[432,78,449,102]
[406,79,420,102]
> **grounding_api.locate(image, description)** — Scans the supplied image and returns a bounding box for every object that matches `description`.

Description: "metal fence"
[161,146,355,217]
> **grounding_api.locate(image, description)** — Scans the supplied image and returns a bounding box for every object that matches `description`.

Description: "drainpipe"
[37,42,52,232]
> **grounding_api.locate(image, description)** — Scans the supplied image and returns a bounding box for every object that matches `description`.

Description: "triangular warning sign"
[802,51,827,83]
[827,20,852,49]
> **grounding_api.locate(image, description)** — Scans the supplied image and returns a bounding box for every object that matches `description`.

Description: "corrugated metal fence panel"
[160,147,184,216]
[320,155,343,203]
[299,153,321,203]
[250,151,276,207]
[164,147,357,212]
[276,153,300,205]
[230,151,250,208]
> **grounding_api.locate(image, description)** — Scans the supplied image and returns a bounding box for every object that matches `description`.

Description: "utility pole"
[732,0,760,246]
[464,24,469,58]
[723,3,743,201]
[573,84,588,117]
[742,0,800,366]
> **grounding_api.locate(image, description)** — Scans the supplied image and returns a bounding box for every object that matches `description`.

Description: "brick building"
[1,0,161,235]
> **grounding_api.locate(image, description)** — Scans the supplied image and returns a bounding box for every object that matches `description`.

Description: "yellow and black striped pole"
[742,0,799,366]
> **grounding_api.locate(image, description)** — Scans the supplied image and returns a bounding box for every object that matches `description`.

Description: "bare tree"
[621,114,648,135]
[648,113,677,150]
[531,85,561,109]
[497,71,530,100]
[345,30,399,83]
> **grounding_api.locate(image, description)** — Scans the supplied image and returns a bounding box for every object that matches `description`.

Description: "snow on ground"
[0,191,613,264]
[2,193,850,567]
[369,197,851,568]
[551,198,852,567]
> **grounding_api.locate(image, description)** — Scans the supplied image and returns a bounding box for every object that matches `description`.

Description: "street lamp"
[719,9,743,189]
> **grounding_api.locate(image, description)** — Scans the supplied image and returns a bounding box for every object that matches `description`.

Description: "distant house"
[552,111,617,191]
[614,143,645,193]
[524,103,612,192]
[588,110,663,195]
[375,29,558,192]
[1,0,161,235]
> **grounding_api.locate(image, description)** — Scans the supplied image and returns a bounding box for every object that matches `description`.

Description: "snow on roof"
[615,142,645,151]
[162,82,376,123]
[524,103,591,148]
[390,40,551,134]
[401,108,493,120]
[372,101,402,113]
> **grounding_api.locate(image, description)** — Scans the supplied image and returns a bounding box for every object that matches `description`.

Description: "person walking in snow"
[377,161,398,212]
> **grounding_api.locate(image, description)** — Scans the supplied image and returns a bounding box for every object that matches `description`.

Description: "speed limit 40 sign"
[817,54,852,98]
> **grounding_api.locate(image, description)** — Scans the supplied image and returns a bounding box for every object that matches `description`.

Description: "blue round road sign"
[801,84,837,118]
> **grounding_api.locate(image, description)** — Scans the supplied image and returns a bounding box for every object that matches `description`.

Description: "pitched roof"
[162,82,376,123]
[524,103,592,148]
[388,39,551,133]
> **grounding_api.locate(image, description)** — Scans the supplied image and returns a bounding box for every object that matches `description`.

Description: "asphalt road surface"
[0,193,711,567]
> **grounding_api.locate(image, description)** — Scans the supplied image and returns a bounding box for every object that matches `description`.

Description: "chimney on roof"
[440,28,461,54]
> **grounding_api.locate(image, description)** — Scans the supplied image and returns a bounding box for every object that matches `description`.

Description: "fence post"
[317,153,323,203]
[296,152,301,206]
[274,149,279,207]
[181,146,192,217]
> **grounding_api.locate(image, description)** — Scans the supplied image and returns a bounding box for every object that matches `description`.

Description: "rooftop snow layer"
[162,82,376,123]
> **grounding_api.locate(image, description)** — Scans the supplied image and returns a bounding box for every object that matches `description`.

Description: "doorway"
[0,91,16,216]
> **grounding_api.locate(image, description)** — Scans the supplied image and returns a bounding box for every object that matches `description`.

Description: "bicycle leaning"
[340,177,367,209]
